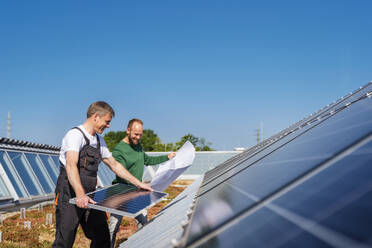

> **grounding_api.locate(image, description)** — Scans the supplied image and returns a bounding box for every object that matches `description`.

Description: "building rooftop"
[118,81,372,248]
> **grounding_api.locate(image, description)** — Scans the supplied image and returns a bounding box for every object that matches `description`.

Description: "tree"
[176,134,214,151]
[104,130,213,152]
[141,129,161,151]
[103,131,126,152]
[153,142,177,152]
[198,137,213,151]
[176,133,199,150]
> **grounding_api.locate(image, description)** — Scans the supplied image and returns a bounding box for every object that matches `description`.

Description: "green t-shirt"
[112,141,169,185]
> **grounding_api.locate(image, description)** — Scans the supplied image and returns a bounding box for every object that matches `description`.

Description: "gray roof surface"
[119,176,203,248]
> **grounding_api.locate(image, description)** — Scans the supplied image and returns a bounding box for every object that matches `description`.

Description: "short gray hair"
[87,101,115,118]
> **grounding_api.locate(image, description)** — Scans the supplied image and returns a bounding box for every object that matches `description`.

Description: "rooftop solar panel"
[192,135,372,248]
[202,82,372,188]
[69,183,168,217]
[184,83,372,247]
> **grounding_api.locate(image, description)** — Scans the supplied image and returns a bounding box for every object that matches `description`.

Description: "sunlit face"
[94,113,112,134]
[127,122,143,145]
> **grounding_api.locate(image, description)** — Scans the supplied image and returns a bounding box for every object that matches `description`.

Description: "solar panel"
[201,82,372,188]
[192,136,372,248]
[184,83,372,247]
[69,183,168,217]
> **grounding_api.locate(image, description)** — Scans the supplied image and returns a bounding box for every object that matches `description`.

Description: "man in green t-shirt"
[108,118,176,248]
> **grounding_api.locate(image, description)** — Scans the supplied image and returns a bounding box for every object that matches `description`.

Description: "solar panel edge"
[183,83,372,247]
[69,185,168,218]
[200,83,372,191]
[185,132,372,248]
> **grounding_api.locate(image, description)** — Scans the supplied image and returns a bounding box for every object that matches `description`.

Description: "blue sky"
[1,1,371,150]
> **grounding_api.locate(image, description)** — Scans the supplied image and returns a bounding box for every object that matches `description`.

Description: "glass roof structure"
[119,81,372,248]
[0,134,239,211]
[0,140,60,210]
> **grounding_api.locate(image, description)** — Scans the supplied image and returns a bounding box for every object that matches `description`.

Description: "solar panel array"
[115,82,372,248]
[179,82,372,247]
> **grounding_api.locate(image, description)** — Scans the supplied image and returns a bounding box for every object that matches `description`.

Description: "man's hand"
[168,152,176,159]
[137,182,153,192]
[75,194,96,208]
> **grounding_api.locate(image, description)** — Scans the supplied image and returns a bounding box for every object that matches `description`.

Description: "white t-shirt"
[59,125,112,166]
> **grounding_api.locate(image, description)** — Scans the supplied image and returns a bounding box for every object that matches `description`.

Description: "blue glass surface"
[0,150,28,197]
[187,95,372,244]
[229,98,372,199]
[195,138,372,248]
[102,162,115,183]
[273,140,372,244]
[81,183,167,216]
[39,154,59,184]
[98,163,111,186]
[196,208,329,248]
[199,119,315,195]
[24,153,54,193]
[0,176,10,198]
[51,155,61,171]
[7,151,43,196]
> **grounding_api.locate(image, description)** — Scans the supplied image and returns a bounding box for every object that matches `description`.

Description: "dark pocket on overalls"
[83,146,100,172]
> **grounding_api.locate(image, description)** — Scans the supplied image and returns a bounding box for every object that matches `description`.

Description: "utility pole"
[7,112,11,138]
[260,121,264,141]
[256,128,260,144]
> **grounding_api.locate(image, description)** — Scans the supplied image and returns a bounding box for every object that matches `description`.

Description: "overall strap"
[73,127,90,145]
[73,126,101,157]
[95,133,101,152]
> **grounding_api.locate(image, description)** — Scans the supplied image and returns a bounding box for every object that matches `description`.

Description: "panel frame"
[69,184,168,218]
[38,154,59,184]
[0,158,16,200]
[24,152,56,193]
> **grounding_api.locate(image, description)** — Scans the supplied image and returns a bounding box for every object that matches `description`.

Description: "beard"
[128,135,139,145]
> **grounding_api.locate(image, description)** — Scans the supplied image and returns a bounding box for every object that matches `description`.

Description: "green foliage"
[197,137,213,151]
[104,130,213,152]
[153,142,177,152]
[176,133,199,150]
[176,134,213,151]
[141,129,161,151]
[104,131,126,152]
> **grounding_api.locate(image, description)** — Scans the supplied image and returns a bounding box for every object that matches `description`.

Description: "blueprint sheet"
[150,141,196,191]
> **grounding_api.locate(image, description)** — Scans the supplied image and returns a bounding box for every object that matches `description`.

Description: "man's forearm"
[105,157,142,187]
[112,162,142,186]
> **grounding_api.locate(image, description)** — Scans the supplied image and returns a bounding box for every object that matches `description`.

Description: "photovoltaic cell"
[69,183,168,217]
[193,136,372,248]
[186,87,372,246]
